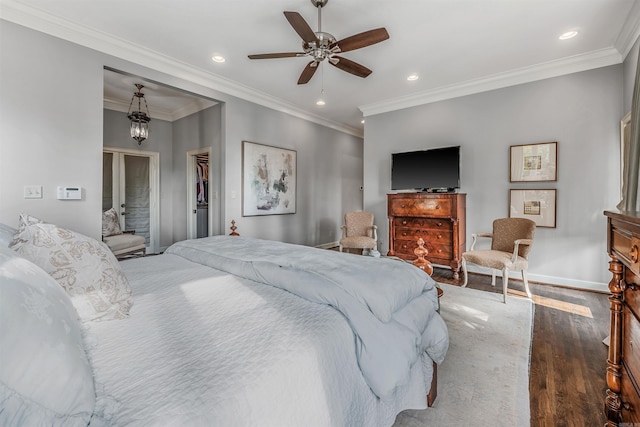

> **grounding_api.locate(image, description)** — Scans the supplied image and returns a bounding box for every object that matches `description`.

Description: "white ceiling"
[2,0,640,136]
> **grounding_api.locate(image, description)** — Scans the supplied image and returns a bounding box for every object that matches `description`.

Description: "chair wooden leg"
[522,270,532,298]
[461,258,469,288]
[502,267,509,303]
[491,270,496,287]
[339,244,343,252]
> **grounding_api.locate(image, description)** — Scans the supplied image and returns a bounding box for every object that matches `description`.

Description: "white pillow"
[10,214,133,321]
[0,245,96,426]
[0,223,17,247]
[101,208,122,237]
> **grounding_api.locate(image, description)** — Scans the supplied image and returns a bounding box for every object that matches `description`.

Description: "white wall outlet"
[230,191,237,199]
[24,185,43,199]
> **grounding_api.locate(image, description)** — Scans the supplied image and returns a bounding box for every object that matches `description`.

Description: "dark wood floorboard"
[431,267,609,427]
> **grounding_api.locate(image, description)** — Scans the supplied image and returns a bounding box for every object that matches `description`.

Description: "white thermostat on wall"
[57,186,82,200]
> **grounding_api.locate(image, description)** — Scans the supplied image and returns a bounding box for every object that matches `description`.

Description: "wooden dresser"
[605,210,640,426]
[387,193,466,279]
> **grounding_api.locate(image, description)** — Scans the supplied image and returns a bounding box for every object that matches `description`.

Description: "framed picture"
[242,141,296,216]
[510,142,557,182]
[509,189,556,228]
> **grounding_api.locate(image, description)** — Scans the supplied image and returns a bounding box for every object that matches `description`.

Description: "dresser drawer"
[390,197,453,217]
[394,217,452,231]
[621,366,640,425]
[627,287,640,321]
[395,227,452,243]
[394,239,452,260]
[623,304,640,388]
[612,228,640,276]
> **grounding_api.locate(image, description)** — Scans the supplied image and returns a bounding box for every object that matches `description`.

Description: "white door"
[103,147,160,254]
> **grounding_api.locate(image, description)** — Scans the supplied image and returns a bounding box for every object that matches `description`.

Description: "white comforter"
[166,236,448,399]
[86,240,447,427]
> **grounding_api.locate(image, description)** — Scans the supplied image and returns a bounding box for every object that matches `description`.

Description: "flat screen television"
[391,146,460,192]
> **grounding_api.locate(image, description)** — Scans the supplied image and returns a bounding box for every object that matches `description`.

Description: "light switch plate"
[24,185,42,199]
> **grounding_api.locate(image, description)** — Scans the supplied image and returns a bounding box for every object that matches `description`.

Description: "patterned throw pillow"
[0,245,95,426]
[10,214,133,321]
[101,207,123,237]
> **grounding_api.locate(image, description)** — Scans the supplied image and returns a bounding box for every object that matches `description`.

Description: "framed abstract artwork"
[509,189,556,228]
[242,141,296,216]
[510,142,557,182]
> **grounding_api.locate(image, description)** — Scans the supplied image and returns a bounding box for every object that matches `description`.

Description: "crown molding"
[104,97,219,122]
[360,48,623,117]
[0,0,362,137]
[615,0,640,59]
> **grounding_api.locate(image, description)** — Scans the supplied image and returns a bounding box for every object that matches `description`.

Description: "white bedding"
[86,254,434,427]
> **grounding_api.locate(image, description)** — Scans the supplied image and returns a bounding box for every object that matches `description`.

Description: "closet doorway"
[103,147,160,254]
[186,147,212,239]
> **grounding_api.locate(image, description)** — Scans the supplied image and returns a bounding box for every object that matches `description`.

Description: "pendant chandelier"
[127,83,151,145]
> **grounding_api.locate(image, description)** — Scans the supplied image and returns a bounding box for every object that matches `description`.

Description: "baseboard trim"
[463,265,609,294]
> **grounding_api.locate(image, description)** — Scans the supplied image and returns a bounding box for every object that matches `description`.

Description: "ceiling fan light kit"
[248,0,389,85]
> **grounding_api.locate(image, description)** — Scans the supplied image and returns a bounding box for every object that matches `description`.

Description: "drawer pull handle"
[437,234,442,239]
[631,244,639,263]
[436,222,443,227]
[402,232,407,236]
[402,220,407,225]
[401,204,406,208]
[435,205,440,210]
[623,401,633,412]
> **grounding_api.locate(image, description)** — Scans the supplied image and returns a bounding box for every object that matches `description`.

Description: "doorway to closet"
[186,147,212,239]
[103,147,160,254]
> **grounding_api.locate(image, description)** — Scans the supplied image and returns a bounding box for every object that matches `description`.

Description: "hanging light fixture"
[127,83,151,145]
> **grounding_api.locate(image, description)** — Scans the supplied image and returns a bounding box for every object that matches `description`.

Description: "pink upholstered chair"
[339,211,378,254]
[461,218,536,303]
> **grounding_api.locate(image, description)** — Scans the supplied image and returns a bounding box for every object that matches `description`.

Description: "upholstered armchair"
[339,211,378,255]
[101,208,146,260]
[461,218,536,303]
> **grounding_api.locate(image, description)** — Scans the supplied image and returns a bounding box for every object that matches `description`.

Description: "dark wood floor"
[431,267,610,427]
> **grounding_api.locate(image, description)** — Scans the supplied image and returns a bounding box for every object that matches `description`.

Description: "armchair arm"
[511,238,533,263]
[469,232,493,251]
[340,225,347,239]
[370,225,378,242]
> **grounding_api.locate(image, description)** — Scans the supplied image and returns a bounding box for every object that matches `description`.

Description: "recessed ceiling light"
[211,55,226,63]
[407,74,419,81]
[559,31,578,40]
[316,99,325,106]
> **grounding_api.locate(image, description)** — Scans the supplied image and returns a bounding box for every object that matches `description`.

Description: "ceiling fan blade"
[331,28,389,53]
[297,61,319,85]
[284,11,318,44]
[330,56,372,78]
[248,52,304,59]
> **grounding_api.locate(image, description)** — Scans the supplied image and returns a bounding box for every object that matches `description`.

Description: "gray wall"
[0,20,363,247]
[172,104,223,243]
[224,98,363,245]
[364,63,631,290]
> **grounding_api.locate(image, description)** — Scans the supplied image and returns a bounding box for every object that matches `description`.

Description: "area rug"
[394,283,534,427]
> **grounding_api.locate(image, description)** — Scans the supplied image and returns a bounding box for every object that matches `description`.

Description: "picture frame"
[510,142,557,182]
[242,141,296,216]
[509,189,556,228]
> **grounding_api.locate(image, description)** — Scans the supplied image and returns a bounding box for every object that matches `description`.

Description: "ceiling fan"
[248,0,389,85]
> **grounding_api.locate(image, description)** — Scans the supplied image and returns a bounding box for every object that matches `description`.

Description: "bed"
[0,216,448,427]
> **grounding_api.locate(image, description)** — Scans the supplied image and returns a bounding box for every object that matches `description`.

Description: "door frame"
[186,147,213,239]
[103,146,160,254]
